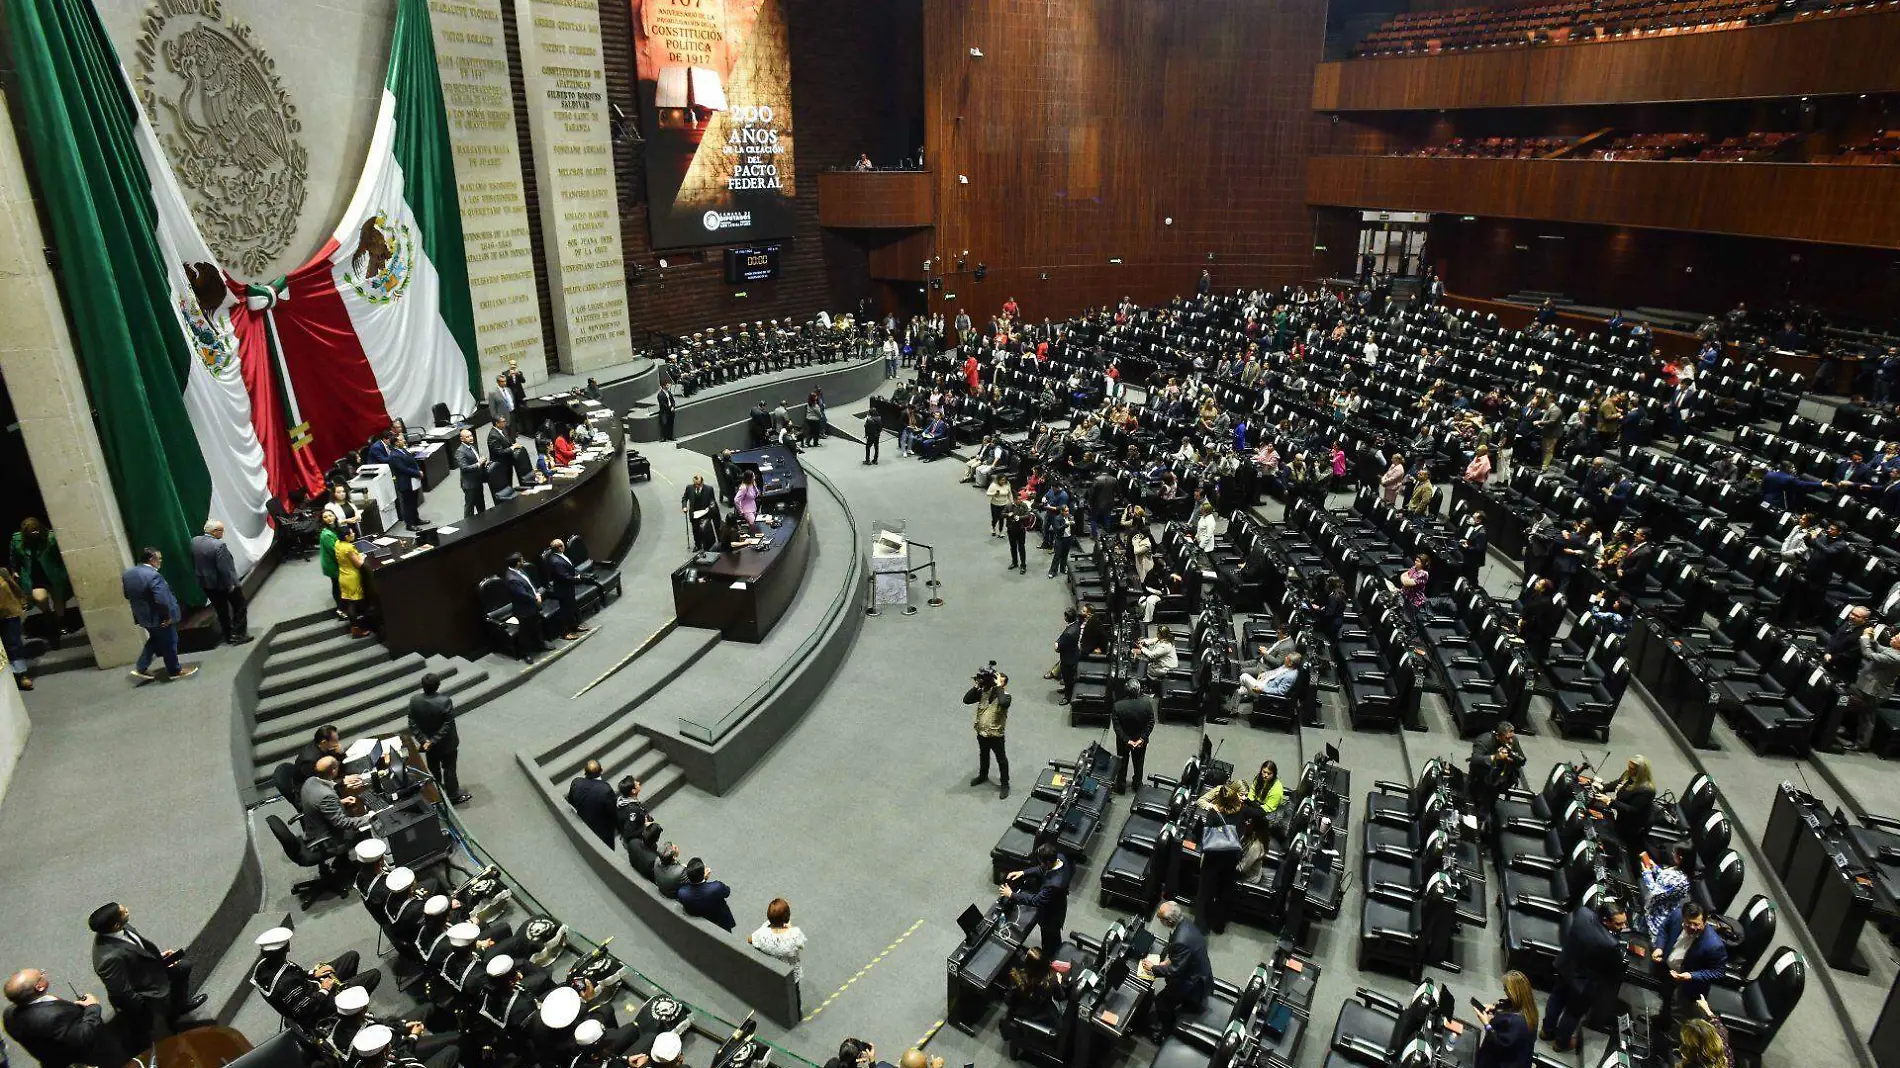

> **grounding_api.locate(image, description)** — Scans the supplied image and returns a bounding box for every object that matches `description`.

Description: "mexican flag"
[4,0,477,597]
[267,0,481,463]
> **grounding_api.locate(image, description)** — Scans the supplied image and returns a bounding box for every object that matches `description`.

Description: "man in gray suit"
[653,843,687,899]
[454,428,487,517]
[300,756,371,842]
[190,521,250,645]
[486,372,515,425]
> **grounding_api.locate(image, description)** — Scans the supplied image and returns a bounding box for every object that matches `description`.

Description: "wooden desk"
[671,511,813,643]
[367,411,638,658]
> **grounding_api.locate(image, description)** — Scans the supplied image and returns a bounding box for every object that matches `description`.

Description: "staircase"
[539,726,689,816]
[246,611,516,785]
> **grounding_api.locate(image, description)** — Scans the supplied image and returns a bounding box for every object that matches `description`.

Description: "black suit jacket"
[503,569,540,620]
[93,929,170,1009]
[567,776,618,847]
[1152,922,1212,1004]
[408,691,458,748]
[190,535,238,592]
[1555,907,1626,985]
[486,427,514,463]
[4,998,126,1068]
[546,551,582,593]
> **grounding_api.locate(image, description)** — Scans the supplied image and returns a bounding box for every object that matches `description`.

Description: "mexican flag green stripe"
[387,0,481,400]
[5,0,213,602]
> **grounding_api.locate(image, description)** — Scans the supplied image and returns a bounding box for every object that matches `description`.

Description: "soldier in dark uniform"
[247,927,380,1033]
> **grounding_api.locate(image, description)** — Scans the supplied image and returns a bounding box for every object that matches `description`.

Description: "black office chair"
[1722,894,1777,980]
[1704,947,1804,1058]
[273,763,304,816]
[223,1030,311,1068]
[541,548,602,620]
[567,533,624,603]
[476,576,523,659]
[268,497,320,559]
[266,814,348,909]
[432,402,453,428]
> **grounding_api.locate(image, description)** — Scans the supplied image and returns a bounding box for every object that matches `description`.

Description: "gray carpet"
[0,429,1879,1068]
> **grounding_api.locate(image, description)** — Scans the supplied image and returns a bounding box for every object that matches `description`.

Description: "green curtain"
[388,0,482,398]
[5,0,209,602]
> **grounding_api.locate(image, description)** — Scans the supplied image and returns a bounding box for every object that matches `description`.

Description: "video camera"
[974,660,1003,690]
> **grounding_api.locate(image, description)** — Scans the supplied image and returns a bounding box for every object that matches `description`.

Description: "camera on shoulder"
[974,660,1002,689]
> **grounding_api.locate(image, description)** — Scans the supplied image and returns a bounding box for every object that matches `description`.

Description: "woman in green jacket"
[10,517,70,639]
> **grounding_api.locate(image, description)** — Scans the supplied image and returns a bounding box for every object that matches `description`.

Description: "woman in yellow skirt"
[334,528,371,638]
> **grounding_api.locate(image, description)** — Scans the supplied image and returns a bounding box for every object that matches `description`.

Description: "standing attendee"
[369,425,424,528]
[566,760,617,847]
[1147,902,1211,1039]
[965,667,1013,798]
[1541,901,1629,1053]
[1380,456,1406,506]
[676,859,736,931]
[545,539,592,641]
[122,548,196,683]
[1846,625,1900,750]
[1398,553,1431,618]
[335,530,371,639]
[1651,902,1728,1041]
[862,410,882,465]
[0,565,35,691]
[3,969,125,1068]
[1001,843,1070,952]
[657,385,677,442]
[503,359,529,411]
[191,521,250,645]
[1006,494,1033,575]
[318,513,343,618]
[407,673,469,804]
[323,483,362,536]
[487,373,515,424]
[1045,505,1074,579]
[455,428,486,517]
[88,902,202,1049]
[502,552,548,661]
[1191,782,1245,933]
[681,475,719,552]
[1052,609,1081,705]
[1474,971,1537,1068]
[986,474,1014,537]
[735,470,761,530]
[10,517,72,639]
[1110,680,1155,794]
[1468,722,1525,833]
[747,899,808,986]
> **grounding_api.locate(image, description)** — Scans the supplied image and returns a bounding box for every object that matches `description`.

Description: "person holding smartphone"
[1473,970,1536,1067]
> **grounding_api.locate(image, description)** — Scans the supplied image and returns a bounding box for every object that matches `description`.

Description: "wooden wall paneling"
[1316,10,1900,111]
[1429,216,1900,332]
[816,171,935,228]
[1305,156,1900,248]
[923,0,1330,323]
[865,229,933,281]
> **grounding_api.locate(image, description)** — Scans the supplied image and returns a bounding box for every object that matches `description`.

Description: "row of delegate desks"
[1762,781,1900,974]
[672,447,814,643]
[362,401,636,658]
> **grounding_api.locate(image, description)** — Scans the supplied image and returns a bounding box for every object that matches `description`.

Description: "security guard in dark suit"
[407,673,468,803]
[2,970,126,1068]
[1110,679,1156,793]
[658,387,676,441]
[566,761,618,847]
[863,410,882,464]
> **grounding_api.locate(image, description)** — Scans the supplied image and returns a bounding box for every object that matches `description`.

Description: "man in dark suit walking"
[1651,902,1729,1043]
[88,903,202,1050]
[407,673,469,804]
[862,410,882,465]
[486,417,519,488]
[1541,900,1630,1052]
[3,969,126,1068]
[455,428,486,516]
[658,386,676,441]
[503,553,547,662]
[190,521,250,645]
[566,760,618,847]
[681,475,719,552]
[122,548,197,683]
[1148,902,1211,1039]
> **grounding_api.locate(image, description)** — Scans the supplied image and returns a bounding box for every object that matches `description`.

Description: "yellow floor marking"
[801,918,925,1023]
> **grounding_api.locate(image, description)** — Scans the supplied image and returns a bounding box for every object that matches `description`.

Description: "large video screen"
[632,0,797,249]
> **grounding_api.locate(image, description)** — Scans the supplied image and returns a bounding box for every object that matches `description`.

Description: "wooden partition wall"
[1306,156,1900,248]
[920,0,1329,322]
[1314,9,1900,111]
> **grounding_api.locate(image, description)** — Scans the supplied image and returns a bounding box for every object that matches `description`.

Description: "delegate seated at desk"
[301,756,371,841]
[717,516,759,552]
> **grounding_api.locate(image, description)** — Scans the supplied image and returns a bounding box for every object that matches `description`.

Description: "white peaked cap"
[422,895,449,917]
[447,922,480,947]
[386,867,416,893]
[540,984,582,1029]
[254,927,294,950]
[652,1033,682,1061]
[353,839,389,863]
[485,954,514,978]
[351,1025,394,1056]
[574,1020,604,1046]
[333,986,371,1015]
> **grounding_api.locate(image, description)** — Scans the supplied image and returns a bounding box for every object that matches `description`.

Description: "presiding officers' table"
[672,449,813,642]
[363,403,637,658]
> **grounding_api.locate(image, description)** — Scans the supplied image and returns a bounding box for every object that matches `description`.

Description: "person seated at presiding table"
[548,430,578,468]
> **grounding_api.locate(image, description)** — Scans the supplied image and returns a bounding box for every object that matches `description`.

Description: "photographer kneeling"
[966,663,1013,799]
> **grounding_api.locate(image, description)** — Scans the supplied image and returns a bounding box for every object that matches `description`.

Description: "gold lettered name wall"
[514,0,633,373]
[430,0,550,383]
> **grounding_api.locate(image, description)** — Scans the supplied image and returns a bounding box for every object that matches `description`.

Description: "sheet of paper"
[438,525,459,536]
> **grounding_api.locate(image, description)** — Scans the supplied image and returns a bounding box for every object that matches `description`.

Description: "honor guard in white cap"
[248,926,381,1032]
